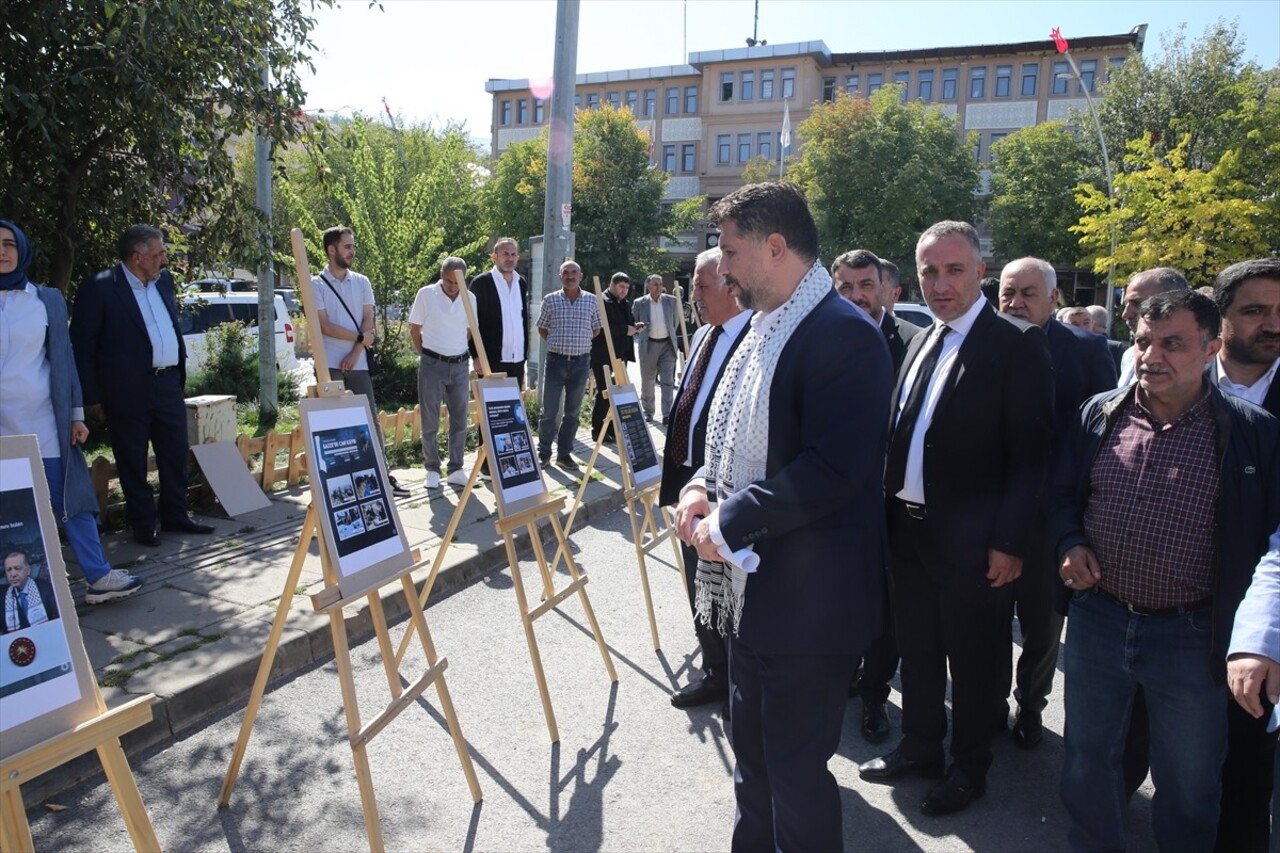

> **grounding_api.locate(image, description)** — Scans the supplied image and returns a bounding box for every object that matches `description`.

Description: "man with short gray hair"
[633,274,679,423]
[1117,267,1189,386]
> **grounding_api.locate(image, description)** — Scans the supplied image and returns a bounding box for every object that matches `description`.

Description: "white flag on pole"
[781,102,792,150]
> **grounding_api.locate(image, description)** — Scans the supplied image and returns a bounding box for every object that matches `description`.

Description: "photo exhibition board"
[607,383,662,489]
[300,396,414,601]
[475,377,552,516]
[0,436,101,760]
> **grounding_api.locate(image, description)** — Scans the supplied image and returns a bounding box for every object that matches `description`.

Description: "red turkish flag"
[1051,27,1070,54]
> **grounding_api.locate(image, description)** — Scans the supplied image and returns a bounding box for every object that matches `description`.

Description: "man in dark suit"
[676,183,893,851]
[590,272,638,444]
[997,257,1116,750]
[468,237,529,387]
[70,225,213,546]
[859,221,1053,815]
[659,247,752,709]
[832,247,922,743]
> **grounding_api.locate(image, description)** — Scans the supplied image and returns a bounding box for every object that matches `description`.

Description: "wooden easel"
[395,269,617,743]
[217,230,480,852]
[548,278,683,651]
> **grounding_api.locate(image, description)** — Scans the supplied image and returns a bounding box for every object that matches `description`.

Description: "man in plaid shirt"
[536,260,600,468]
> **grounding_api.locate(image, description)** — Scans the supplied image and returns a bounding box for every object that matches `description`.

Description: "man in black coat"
[70,225,212,546]
[860,222,1054,816]
[589,272,638,443]
[468,237,529,387]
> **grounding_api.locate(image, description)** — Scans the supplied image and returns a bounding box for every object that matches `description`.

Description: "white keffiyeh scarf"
[694,260,833,636]
[4,579,50,632]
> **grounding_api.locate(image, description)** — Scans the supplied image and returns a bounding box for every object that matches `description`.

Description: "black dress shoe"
[160,518,215,534]
[1011,709,1043,750]
[861,700,891,744]
[858,746,944,782]
[133,528,160,547]
[670,677,727,709]
[921,766,986,815]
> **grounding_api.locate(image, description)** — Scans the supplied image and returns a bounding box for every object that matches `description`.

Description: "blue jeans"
[538,352,590,460]
[42,457,111,585]
[1061,589,1228,852]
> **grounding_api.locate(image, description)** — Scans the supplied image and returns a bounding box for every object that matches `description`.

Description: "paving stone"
[76,585,245,647]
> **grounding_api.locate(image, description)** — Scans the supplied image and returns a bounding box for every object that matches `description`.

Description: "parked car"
[187,276,256,294]
[894,302,935,329]
[179,292,297,375]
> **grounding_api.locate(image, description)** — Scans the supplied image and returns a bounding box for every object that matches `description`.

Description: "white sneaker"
[446,470,469,486]
[85,569,143,605]
[424,471,441,489]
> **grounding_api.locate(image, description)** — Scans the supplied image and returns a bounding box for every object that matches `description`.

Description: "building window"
[741,71,755,101]
[1107,56,1125,82]
[781,67,796,99]
[942,68,958,100]
[969,66,986,100]
[534,99,545,123]
[587,92,600,110]
[1021,63,1039,97]
[761,70,775,100]
[643,88,656,117]
[682,143,696,172]
[685,85,698,113]
[866,72,883,95]
[845,74,860,94]
[720,72,735,102]
[574,94,582,109]
[516,99,528,124]
[666,87,679,115]
[625,89,638,112]
[717,134,731,165]
[989,131,1007,158]
[500,100,511,125]
[822,76,837,102]
[662,144,676,172]
[608,91,620,109]
[1078,59,1097,93]
[737,133,751,163]
[894,71,910,103]
[1052,61,1069,94]
[918,69,934,102]
[995,65,1012,98]
[757,131,772,161]
[974,135,982,162]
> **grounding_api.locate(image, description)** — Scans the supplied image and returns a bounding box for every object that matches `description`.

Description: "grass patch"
[99,670,133,689]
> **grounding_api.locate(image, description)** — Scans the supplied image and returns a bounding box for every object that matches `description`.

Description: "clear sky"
[301,0,1280,140]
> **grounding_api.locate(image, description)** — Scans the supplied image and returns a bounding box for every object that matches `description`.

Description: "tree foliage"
[1072,136,1269,286]
[1,0,331,290]
[486,105,702,280]
[789,88,979,274]
[989,122,1088,265]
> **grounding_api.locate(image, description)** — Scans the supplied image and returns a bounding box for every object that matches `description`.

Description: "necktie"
[885,325,951,496]
[666,326,724,466]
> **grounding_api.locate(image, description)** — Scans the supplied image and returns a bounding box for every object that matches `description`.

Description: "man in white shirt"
[632,275,680,423]
[1116,268,1189,386]
[469,237,529,387]
[312,226,409,498]
[1212,258,1280,418]
[408,257,476,489]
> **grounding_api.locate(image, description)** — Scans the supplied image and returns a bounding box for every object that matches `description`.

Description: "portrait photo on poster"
[610,385,661,486]
[0,457,81,734]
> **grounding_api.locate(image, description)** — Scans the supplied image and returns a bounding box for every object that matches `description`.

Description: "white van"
[179,292,298,375]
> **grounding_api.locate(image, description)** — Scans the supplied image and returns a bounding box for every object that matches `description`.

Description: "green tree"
[740,155,778,184]
[989,122,1088,264]
[789,88,979,274]
[0,0,331,290]
[484,135,547,247]
[1072,136,1269,286]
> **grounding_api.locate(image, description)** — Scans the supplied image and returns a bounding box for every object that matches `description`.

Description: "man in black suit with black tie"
[997,257,1116,750]
[70,225,214,547]
[659,247,752,709]
[832,248,922,743]
[859,221,1053,815]
[676,183,893,851]
[468,237,529,387]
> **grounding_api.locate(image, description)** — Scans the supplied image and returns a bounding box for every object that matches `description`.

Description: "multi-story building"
[485,25,1145,292]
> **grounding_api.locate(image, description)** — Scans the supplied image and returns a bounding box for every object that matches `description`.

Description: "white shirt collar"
[931,294,987,339]
[1216,349,1279,400]
[490,266,520,287]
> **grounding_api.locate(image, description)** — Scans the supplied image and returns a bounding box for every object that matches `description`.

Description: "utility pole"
[256,56,278,418]
[536,0,579,391]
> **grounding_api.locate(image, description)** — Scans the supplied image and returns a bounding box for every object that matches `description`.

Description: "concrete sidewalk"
[36,421,648,805]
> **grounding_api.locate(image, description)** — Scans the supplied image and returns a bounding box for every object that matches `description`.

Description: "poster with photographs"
[609,383,662,489]
[0,436,101,760]
[301,397,413,601]
[476,377,550,516]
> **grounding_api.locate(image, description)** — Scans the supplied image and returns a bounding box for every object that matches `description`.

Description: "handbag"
[318,272,377,373]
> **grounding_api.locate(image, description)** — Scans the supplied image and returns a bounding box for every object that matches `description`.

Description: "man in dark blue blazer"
[676,183,893,851]
[997,257,1116,749]
[71,225,211,546]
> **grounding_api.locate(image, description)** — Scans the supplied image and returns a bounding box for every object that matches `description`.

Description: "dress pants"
[640,338,676,420]
[1216,699,1276,852]
[590,363,616,442]
[857,596,899,704]
[890,500,1014,777]
[417,353,469,474]
[729,633,857,853]
[678,539,727,683]
[107,368,190,535]
[1011,533,1065,714]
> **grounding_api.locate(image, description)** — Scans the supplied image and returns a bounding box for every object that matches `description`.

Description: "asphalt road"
[26,504,1158,851]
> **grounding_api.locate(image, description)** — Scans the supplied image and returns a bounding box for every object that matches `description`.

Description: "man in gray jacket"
[632,275,680,423]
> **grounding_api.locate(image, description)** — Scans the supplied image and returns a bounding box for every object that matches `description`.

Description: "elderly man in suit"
[997,257,1116,750]
[659,247,752,710]
[859,222,1054,816]
[632,274,680,423]
[676,182,893,851]
[70,225,213,547]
